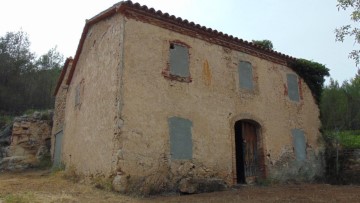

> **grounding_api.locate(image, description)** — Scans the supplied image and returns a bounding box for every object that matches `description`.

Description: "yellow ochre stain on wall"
[202,60,212,86]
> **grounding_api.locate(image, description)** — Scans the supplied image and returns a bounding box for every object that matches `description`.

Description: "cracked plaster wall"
[57,12,323,192]
[60,14,124,176]
[115,17,323,189]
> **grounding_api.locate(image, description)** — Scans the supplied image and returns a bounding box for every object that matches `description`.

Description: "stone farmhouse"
[52,1,324,193]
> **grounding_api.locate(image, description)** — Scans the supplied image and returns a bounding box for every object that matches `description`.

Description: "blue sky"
[0,0,358,83]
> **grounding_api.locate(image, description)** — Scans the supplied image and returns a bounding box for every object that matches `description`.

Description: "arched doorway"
[234,120,264,184]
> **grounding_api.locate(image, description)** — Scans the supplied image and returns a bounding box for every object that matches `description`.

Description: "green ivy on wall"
[288,59,330,104]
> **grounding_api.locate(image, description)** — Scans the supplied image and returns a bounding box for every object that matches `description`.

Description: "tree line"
[320,71,360,131]
[0,31,63,118]
[331,0,360,131]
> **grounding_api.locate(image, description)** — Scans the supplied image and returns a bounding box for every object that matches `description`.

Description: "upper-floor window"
[75,84,80,106]
[287,74,300,102]
[170,43,189,77]
[75,79,84,108]
[162,41,191,82]
[238,61,253,90]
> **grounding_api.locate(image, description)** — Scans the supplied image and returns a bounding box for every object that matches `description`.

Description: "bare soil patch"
[0,170,359,203]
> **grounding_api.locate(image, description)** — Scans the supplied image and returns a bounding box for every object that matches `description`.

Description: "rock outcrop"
[0,111,52,171]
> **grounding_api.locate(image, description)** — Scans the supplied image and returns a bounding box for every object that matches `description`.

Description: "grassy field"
[325,130,360,149]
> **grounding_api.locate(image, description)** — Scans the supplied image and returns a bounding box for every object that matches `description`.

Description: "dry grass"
[0,170,359,203]
[0,170,136,203]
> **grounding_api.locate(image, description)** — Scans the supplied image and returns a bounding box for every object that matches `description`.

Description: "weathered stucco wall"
[51,61,72,159]
[113,17,322,192]
[61,14,124,176]
[56,10,323,194]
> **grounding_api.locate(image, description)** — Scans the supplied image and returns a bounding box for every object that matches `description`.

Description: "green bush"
[38,153,52,169]
[338,131,360,149]
[288,59,329,104]
[0,115,13,129]
[24,109,37,115]
[2,192,36,203]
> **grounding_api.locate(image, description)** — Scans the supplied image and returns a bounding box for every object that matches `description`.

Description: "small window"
[238,61,253,90]
[75,79,84,108]
[287,74,300,102]
[291,129,306,161]
[162,42,191,82]
[168,116,193,160]
[75,84,80,106]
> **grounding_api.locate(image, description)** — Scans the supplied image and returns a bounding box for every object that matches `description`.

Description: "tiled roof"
[61,0,296,92]
[120,1,295,60]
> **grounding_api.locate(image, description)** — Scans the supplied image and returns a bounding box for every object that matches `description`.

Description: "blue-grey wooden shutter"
[168,116,193,160]
[291,129,306,161]
[169,44,190,77]
[287,74,300,102]
[238,61,253,90]
[53,131,64,167]
[75,84,80,106]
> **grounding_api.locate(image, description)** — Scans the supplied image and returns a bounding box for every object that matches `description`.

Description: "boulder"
[112,174,127,193]
[33,111,41,119]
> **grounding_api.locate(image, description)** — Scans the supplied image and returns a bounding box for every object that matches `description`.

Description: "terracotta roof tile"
[65,0,296,87]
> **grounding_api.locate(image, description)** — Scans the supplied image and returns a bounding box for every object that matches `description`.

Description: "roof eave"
[53,57,73,96]
[65,1,297,87]
[66,3,124,86]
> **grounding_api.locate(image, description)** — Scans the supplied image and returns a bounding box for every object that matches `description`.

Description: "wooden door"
[235,120,259,184]
[242,122,258,181]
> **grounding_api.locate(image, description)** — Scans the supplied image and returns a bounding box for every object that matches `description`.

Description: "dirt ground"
[0,170,359,203]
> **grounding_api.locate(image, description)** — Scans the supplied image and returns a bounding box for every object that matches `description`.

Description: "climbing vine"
[288,59,330,103]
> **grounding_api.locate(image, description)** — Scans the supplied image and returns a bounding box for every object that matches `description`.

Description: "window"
[170,43,189,77]
[75,84,80,106]
[168,116,193,160]
[53,130,64,167]
[238,61,253,90]
[162,42,191,82]
[287,74,300,102]
[74,79,84,108]
[291,129,306,161]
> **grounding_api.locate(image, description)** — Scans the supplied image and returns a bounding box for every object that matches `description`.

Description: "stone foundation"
[268,145,325,182]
